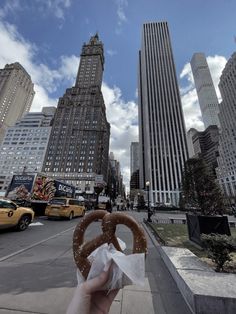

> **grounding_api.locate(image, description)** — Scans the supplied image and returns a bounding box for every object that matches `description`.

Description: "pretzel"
[73,210,147,279]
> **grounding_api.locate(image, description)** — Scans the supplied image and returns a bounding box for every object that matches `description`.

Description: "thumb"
[84,269,110,293]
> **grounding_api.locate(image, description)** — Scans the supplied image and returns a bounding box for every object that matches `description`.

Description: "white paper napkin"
[77,238,145,290]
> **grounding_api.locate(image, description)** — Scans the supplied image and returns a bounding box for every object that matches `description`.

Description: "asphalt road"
[0,212,138,314]
[0,213,102,314]
[0,216,81,260]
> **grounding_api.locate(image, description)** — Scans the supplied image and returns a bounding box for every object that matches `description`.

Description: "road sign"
[95,175,104,184]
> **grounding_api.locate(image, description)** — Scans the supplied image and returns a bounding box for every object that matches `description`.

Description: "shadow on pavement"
[0,256,77,295]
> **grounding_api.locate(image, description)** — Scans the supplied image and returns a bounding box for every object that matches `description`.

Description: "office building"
[130,169,139,191]
[130,142,140,191]
[191,53,220,128]
[42,34,110,192]
[138,22,188,205]
[106,152,124,200]
[187,128,198,158]
[0,62,35,143]
[130,142,139,176]
[0,107,55,192]
[216,52,236,200]
[190,125,220,175]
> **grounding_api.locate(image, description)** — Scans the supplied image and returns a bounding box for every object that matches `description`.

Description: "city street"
[0,211,191,314]
[0,216,81,314]
[0,217,79,260]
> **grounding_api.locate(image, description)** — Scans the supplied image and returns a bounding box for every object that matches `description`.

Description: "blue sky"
[0,0,235,188]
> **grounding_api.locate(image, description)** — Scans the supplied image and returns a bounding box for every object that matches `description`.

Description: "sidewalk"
[109,211,191,314]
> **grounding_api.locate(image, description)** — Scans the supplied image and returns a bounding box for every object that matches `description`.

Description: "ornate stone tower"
[42,34,110,192]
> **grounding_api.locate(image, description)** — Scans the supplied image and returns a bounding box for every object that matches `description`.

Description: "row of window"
[44,167,93,173]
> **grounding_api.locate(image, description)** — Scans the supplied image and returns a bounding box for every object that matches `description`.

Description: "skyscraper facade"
[42,34,110,192]
[190,125,220,176]
[130,142,139,176]
[0,62,35,143]
[191,53,220,128]
[106,152,123,200]
[138,22,188,205]
[130,142,140,191]
[186,128,198,158]
[0,107,55,192]
[216,52,236,200]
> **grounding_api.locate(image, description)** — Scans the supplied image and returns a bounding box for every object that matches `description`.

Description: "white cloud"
[107,49,117,57]
[0,19,80,109]
[32,84,57,112]
[45,0,72,19]
[180,62,194,86]
[0,0,72,20]
[0,0,21,18]
[181,88,204,131]
[180,54,227,131]
[102,82,138,187]
[207,55,227,100]
[58,55,80,82]
[0,21,36,67]
[114,0,128,34]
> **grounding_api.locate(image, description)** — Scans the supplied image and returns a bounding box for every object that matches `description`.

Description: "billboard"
[54,180,75,198]
[94,175,105,188]
[7,174,76,202]
[6,175,35,200]
[31,177,75,201]
[31,175,56,201]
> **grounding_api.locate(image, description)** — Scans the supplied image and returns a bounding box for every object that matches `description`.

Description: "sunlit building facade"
[0,107,55,192]
[138,22,188,205]
[191,53,220,128]
[216,52,236,201]
[0,62,35,143]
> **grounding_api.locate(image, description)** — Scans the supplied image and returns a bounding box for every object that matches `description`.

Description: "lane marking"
[0,225,75,262]
[29,222,44,226]
[0,307,46,314]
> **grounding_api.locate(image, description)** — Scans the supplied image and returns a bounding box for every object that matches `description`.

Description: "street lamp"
[137,192,140,212]
[146,181,152,222]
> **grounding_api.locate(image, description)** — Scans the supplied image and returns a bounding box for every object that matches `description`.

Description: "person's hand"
[66,267,119,314]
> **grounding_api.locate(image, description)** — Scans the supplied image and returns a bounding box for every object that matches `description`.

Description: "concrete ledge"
[159,246,236,314]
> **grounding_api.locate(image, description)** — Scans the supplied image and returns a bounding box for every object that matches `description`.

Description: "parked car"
[45,197,85,220]
[0,198,34,231]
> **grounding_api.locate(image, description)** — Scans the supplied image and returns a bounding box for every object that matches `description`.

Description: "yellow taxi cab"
[0,198,34,231]
[45,197,85,220]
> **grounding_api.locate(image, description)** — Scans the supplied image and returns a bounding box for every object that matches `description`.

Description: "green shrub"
[201,233,235,272]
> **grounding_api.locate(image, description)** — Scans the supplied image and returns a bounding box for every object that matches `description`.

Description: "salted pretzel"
[73,210,147,279]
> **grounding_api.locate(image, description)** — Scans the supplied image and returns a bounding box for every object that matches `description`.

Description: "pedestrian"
[127,202,130,211]
[130,202,133,211]
[106,200,112,213]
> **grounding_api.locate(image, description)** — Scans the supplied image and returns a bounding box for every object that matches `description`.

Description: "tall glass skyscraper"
[138,22,188,205]
[191,53,220,128]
